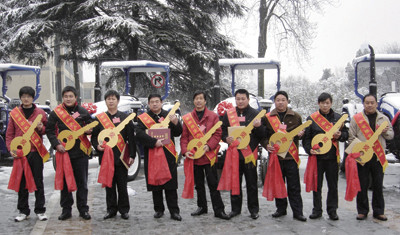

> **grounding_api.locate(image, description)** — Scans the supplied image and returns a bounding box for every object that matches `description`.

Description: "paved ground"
[1,154,400,235]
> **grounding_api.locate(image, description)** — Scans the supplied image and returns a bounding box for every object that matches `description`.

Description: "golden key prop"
[352,121,388,165]
[269,120,312,154]
[10,114,43,157]
[230,109,266,149]
[98,113,136,148]
[311,114,348,155]
[57,121,99,150]
[151,102,180,129]
[187,121,222,159]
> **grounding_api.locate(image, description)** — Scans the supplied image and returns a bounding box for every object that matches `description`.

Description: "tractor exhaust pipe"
[368,45,377,96]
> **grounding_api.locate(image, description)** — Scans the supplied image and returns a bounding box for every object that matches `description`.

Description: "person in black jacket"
[91,90,136,220]
[221,89,265,220]
[302,92,348,220]
[136,94,183,221]
[46,86,93,221]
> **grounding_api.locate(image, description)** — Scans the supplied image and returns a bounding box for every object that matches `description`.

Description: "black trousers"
[18,152,46,216]
[275,160,303,216]
[106,164,130,214]
[152,189,179,214]
[194,164,224,214]
[60,156,89,214]
[356,155,385,215]
[231,158,259,214]
[312,159,338,215]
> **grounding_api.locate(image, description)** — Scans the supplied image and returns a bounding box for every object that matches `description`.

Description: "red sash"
[226,108,257,165]
[353,113,388,171]
[97,112,126,152]
[310,111,340,163]
[266,113,300,166]
[138,113,178,160]
[10,108,49,162]
[54,104,92,155]
[182,113,218,165]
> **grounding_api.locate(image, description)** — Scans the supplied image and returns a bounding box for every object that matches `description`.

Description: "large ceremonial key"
[230,109,266,149]
[311,114,348,155]
[98,113,136,148]
[57,121,99,150]
[151,102,180,129]
[10,114,43,156]
[352,121,388,165]
[269,120,312,154]
[187,121,222,159]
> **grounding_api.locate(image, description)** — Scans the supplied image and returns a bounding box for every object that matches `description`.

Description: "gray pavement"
[1,155,400,235]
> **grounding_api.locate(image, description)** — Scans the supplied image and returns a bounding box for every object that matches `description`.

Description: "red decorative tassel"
[262,144,287,201]
[217,140,240,195]
[8,149,37,193]
[55,144,77,192]
[304,144,320,193]
[98,141,115,188]
[345,153,361,201]
[148,147,172,185]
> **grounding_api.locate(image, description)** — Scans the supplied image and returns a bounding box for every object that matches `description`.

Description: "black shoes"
[229,211,241,218]
[191,207,207,216]
[154,211,164,218]
[79,212,91,220]
[171,213,182,221]
[215,211,230,220]
[329,212,339,220]
[272,211,287,218]
[121,213,129,220]
[373,214,387,221]
[58,212,72,221]
[309,213,322,219]
[250,213,259,220]
[293,214,307,222]
[103,212,117,220]
[356,214,367,220]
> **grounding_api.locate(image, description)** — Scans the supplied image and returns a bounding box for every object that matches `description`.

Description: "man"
[46,86,93,220]
[221,89,265,219]
[348,94,393,221]
[91,90,136,220]
[265,90,307,222]
[180,91,230,220]
[302,92,348,220]
[136,94,183,221]
[6,86,49,222]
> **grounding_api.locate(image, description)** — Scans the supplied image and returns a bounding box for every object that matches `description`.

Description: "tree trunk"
[258,0,268,98]
[128,36,139,95]
[71,46,81,104]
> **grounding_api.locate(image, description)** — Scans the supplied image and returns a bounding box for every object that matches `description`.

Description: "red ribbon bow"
[304,144,320,193]
[217,140,240,195]
[8,149,37,193]
[55,143,77,192]
[262,144,287,201]
[98,141,115,188]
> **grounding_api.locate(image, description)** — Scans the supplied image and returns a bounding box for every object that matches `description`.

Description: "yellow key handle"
[97,113,136,148]
[10,114,43,157]
[57,121,99,151]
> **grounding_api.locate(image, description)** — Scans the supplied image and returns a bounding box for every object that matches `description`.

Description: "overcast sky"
[227,0,400,82]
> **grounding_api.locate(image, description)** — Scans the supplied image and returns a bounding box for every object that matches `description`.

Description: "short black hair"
[363,93,377,103]
[148,93,162,102]
[274,90,288,100]
[62,86,77,97]
[193,91,206,101]
[19,86,35,99]
[104,90,120,101]
[234,89,249,99]
[318,92,332,103]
